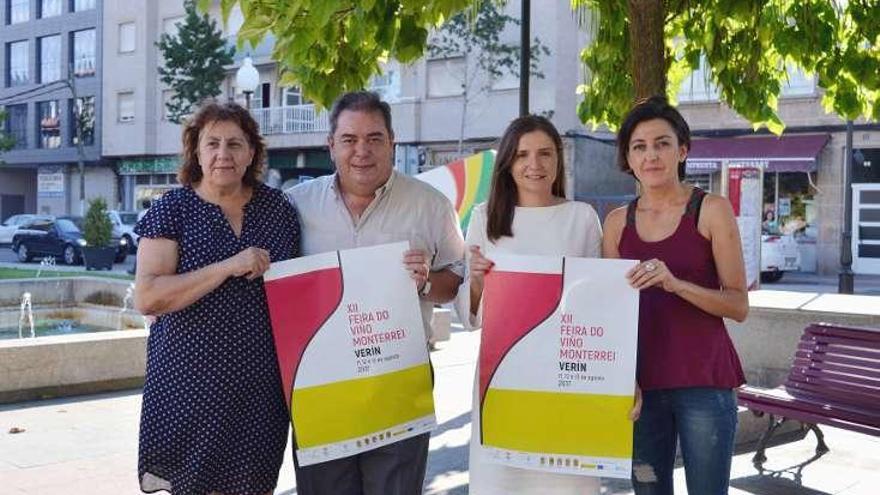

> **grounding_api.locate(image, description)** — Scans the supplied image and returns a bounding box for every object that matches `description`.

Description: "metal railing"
[250,105,329,135]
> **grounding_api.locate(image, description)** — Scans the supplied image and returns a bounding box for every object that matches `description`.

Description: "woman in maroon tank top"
[603,97,749,495]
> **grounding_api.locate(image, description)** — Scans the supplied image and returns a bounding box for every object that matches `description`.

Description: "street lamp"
[839,120,855,293]
[236,56,259,110]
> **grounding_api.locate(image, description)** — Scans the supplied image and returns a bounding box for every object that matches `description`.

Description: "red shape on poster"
[265,267,343,407]
[479,270,563,403]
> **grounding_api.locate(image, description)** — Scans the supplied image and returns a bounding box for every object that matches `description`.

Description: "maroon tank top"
[619,187,745,390]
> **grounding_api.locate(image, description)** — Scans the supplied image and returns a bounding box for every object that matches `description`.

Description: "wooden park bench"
[737,322,880,470]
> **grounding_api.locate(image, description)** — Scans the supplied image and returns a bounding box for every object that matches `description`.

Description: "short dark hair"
[178,101,265,187]
[617,95,691,180]
[487,115,566,242]
[328,91,393,137]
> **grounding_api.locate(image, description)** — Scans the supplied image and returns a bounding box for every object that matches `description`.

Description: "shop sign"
[38,172,65,198]
[119,157,179,174]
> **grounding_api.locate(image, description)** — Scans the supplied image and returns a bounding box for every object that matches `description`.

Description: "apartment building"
[100,0,189,211]
[0,0,109,219]
[100,0,603,208]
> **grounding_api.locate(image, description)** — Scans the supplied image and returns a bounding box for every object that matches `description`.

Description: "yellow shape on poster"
[482,389,633,458]
[292,363,434,448]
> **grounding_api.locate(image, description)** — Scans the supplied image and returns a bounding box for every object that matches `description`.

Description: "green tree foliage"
[159,0,234,124]
[83,198,113,248]
[213,0,878,133]
[428,1,548,153]
[212,0,477,108]
[574,0,880,133]
[0,109,14,156]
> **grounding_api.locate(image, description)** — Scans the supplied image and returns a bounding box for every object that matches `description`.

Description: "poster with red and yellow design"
[479,254,639,478]
[264,242,435,466]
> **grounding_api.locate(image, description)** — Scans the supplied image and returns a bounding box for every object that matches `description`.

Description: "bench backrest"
[786,323,880,425]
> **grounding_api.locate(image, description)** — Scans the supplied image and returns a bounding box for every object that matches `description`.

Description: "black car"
[11,217,128,265]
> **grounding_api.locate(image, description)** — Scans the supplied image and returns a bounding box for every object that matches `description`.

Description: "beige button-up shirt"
[287,171,465,340]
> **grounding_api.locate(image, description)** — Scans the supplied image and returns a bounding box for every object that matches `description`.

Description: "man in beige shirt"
[287,91,465,495]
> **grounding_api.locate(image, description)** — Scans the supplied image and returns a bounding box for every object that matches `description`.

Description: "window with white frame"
[678,56,720,102]
[427,58,465,98]
[163,16,185,37]
[282,86,303,106]
[40,0,63,18]
[39,35,61,83]
[491,70,519,91]
[370,71,401,102]
[118,22,136,53]
[37,100,61,149]
[71,29,96,77]
[248,82,270,109]
[73,0,95,12]
[117,92,135,123]
[679,57,815,102]
[8,0,28,24]
[781,65,815,97]
[7,40,29,87]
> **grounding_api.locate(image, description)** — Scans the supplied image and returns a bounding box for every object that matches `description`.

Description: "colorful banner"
[415,150,495,231]
[479,254,639,478]
[264,242,435,466]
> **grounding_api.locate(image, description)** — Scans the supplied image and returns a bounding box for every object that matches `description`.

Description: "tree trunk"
[627,0,666,100]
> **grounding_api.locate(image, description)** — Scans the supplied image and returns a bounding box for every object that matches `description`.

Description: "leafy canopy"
[159,0,234,123]
[211,0,879,132]
[211,0,477,108]
[574,0,880,133]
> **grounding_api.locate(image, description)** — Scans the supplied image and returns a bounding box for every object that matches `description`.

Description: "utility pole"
[519,0,530,116]
[839,120,855,293]
[64,64,87,216]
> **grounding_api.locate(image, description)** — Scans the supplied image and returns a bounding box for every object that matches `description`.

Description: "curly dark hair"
[178,101,266,187]
[617,95,691,180]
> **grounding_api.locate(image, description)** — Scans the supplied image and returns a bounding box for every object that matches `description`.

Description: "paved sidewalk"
[1,328,878,494]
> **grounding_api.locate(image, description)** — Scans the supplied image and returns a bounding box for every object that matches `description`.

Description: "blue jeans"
[632,387,738,495]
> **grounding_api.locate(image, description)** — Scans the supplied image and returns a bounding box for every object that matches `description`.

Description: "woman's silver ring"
[644,262,657,272]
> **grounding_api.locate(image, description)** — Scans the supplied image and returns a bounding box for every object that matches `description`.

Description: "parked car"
[760,233,801,283]
[11,217,128,265]
[0,214,52,245]
[108,210,140,253]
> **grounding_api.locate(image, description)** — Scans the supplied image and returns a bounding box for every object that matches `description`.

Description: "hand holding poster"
[479,254,639,478]
[264,242,435,466]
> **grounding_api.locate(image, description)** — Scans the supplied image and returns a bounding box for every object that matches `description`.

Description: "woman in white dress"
[461,115,603,494]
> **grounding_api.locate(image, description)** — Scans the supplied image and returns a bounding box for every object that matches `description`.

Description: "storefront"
[686,134,830,273]
[116,156,180,212]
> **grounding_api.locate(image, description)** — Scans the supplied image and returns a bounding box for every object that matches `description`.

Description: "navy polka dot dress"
[135,184,300,495]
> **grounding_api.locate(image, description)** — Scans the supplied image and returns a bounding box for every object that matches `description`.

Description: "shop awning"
[686,134,830,174]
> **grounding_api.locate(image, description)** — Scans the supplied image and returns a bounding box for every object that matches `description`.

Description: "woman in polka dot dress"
[134,102,300,495]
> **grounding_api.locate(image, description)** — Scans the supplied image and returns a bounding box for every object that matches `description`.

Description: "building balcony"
[251,105,329,135]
